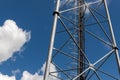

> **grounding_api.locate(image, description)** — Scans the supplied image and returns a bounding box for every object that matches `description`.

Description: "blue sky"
[0,0,54,80]
[0,0,119,80]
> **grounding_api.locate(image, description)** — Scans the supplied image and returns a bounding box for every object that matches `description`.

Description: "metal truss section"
[44,0,120,80]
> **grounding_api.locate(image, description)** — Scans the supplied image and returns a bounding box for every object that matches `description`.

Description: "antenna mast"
[78,0,85,80]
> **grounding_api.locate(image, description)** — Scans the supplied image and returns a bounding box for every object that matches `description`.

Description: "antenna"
[44,0,120,80]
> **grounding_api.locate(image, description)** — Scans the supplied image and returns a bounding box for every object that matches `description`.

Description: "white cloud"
[0,73,16,80]
[12,69,21,76]
[39,62,46,74]
[0,20,31,63]
[0,63,58,80]
[20,71,42,80]
[40,62,59,80]
[20,62,59,80]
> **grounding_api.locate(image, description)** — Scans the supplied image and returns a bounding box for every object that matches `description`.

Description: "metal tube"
[43,0,60,80]
[73,67,90,80]
[103,0,120,73]
[93,50,114,66]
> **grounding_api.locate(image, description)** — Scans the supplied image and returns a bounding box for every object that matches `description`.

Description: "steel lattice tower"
[44,0,120,80]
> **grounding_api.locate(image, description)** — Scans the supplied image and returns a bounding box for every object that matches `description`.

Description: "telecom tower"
[44,0,120,80]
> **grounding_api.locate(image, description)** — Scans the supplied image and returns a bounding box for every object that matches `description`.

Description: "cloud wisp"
[0,63,58,80]
[0,20,31,63]
[20,62,59,80]
[0,73,16,80]
[20,71,42,80]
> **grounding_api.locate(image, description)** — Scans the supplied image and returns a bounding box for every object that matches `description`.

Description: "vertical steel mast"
[78,0,85,80]
[44,0,120,80]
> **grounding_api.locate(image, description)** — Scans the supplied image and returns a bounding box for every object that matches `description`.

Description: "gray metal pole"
[43,0,60,80]
[78,0,85,80]
[103,0,120,73]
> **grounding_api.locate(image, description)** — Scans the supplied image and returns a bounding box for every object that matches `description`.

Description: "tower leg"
[103,0,120,73]
[43,0,60,80]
